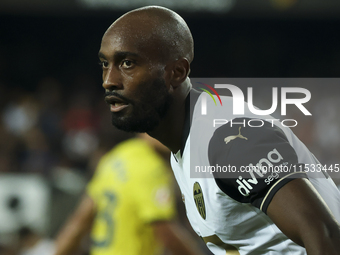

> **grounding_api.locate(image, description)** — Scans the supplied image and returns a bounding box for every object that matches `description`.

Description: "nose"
[102,67,122,91]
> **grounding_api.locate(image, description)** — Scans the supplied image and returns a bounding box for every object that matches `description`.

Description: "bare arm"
[54,194,96,255]
[152,221,205,255]
[267,178,340,255]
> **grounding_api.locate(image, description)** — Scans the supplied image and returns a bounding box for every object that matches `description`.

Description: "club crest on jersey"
[193,182,206,219]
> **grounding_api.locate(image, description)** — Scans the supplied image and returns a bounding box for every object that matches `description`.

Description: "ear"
[170,58,190,89]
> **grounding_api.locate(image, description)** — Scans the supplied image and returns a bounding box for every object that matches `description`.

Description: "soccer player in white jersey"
[98,5,340,254]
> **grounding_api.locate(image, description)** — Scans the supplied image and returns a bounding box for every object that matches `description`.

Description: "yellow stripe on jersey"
[87,138,176,255]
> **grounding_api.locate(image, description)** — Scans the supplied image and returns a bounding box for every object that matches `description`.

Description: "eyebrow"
[98,51,106,59]
[98,51,140,60]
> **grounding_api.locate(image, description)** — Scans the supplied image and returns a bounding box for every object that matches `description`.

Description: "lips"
[105,95,129,112]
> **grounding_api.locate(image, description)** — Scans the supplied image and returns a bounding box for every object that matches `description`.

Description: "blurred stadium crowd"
[0,74,134,254]
[1,5,340,255]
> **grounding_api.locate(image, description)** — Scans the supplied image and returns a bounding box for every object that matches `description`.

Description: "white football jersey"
[170,90,340,255]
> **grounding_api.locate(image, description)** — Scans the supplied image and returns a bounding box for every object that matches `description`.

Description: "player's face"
[99,29,172,133]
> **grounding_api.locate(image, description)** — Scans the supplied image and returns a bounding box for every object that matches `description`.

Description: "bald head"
[104,5,194,64]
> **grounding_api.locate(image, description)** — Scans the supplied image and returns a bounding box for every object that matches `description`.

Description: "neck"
[148,79,191,153]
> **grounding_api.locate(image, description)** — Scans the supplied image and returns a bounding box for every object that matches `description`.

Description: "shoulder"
[208,118,307,213]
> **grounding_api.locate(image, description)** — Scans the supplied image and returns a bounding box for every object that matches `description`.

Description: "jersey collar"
[180,89,201,157]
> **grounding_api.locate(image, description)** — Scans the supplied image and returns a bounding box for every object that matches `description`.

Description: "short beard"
[111,78,172,133]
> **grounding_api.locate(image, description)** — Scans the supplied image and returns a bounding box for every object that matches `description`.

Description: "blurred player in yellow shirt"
[54,134,204,255]
[88,137,175,255]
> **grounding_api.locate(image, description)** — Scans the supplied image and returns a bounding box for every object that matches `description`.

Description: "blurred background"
[1,0,340,254]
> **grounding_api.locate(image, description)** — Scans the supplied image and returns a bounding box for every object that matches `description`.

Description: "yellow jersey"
[87,138,176,255]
